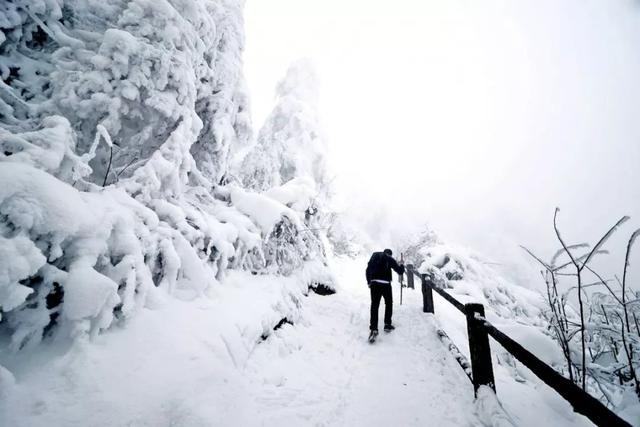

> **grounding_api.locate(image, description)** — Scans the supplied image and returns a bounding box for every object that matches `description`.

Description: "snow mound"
[229,185,301,234]
[475,386,516,427]
[265,177,317,212]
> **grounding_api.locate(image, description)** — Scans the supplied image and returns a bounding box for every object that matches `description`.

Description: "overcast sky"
[244,0,640,287]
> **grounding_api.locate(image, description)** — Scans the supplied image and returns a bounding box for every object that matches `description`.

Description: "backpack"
[366,252,388,282]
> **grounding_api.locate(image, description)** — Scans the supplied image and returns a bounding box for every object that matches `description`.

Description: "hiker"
[365,249,405,337]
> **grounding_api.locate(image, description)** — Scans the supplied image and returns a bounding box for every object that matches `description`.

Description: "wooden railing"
[405,265,631,427]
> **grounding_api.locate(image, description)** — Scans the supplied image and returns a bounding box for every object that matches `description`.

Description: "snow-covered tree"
[236,59,333,282]
[0,1,333,350]
[240,59,329,193]
[1,0,251,187]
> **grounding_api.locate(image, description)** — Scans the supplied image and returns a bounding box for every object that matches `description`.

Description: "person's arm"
[365,257,373,284]
[389,256,405,275]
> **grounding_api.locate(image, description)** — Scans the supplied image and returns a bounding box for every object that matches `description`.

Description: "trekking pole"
[399,252,404,305]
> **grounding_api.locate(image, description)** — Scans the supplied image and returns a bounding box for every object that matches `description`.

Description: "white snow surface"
[408,243,603,426]
[0,257,478,426]
[229,185,301,234]
[0,256,602,426]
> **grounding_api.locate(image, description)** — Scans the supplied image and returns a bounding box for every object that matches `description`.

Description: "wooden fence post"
[406,264,414,289]
[465,303,496,395]
[421,274,434,313]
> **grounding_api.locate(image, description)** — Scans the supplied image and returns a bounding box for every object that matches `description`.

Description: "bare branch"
[520,245,552,271]
[622,228,640,306]
[115,157,139,180]
[553,250,608,272]
[614,311,640,396]
[551,243,589,268]
[102,143,114,187]
[580,216,630,271]
[565,282,611,295]
[553,208,579,269]
[583,264,623,305]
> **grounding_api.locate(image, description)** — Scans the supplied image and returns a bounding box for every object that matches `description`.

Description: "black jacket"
[366,252,405,284]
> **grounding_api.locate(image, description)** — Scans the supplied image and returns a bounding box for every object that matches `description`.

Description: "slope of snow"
[0,269,310,426]
[0,253,618,426]
[430,289,593,427]
[0,257,480,426]
[248,256,478,426]
[397,242,600,426]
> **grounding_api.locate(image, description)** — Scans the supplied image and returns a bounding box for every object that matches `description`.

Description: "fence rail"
[405,265,631,427]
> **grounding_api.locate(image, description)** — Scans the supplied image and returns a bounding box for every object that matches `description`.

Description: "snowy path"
[246,258,478,426]
[0,258,480,427]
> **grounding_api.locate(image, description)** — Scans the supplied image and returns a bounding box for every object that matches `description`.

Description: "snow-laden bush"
[0,1,333,349]
[401,228,440,265]
[227,180,326,277]
[405,231,536,318]
[412,243,544,322]
[0,123,261,349]
[326,212,371,258]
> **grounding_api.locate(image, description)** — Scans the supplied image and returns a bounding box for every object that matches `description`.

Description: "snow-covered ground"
[0,255,605,426]
[429,288,593,427]
[246,257,478,426]
[0,256,477,426]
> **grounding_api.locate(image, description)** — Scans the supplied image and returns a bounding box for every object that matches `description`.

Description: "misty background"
[244,0,640,289]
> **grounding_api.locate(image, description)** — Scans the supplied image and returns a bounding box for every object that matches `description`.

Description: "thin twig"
[102,144,114,187]
[622,229,640,334]
[580,216,629,271]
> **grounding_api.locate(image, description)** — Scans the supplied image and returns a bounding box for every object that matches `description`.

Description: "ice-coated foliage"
[1,0,251,185]
[326,212,371,258]
[0,0,332,349]
[414,243,544,322]
[524,228,640,419]
[403,232,544,322]
[401,228,440,266]
[240,59,328,193]
[236,59,333,283]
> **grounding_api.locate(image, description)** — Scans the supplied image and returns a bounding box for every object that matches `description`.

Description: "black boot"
[384,324,395,332]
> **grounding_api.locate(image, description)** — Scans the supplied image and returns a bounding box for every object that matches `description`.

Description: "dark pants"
[370,283,392,331]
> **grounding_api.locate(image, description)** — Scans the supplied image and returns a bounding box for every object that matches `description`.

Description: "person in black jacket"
[365,248,405,333]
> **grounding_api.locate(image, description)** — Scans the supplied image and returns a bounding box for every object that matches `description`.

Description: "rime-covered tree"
[238,59,333,279]
[0,1,333,350]
[240,59,329,194]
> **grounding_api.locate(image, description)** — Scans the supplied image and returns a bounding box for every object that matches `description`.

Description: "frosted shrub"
[409,241,543,322]
[326,212,369,258]
[523,210,640,417]
[237,60,333,282]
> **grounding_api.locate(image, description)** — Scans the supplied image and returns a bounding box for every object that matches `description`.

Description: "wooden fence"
[405,265,631,427]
